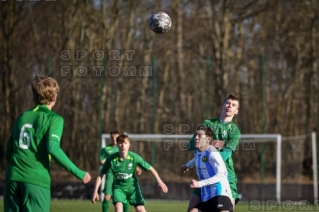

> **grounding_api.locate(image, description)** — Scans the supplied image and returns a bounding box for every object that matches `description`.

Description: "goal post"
[312,132,318,202]
[100,132,317,203]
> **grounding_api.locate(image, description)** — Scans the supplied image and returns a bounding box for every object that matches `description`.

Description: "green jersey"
[99,145,119,161]
[101,151,151,188]
[188,118,241,152]
[5,104,85,189]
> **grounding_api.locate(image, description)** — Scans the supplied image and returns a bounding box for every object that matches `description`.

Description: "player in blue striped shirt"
[181,125,233,212]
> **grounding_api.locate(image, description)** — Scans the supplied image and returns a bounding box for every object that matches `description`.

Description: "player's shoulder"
[127,151,143,160]
[36,105,63,121]
[202,118,219,127]
[19,105,63,121]
[206,145,219,153]
[105,144,114,149]
[107,152,120,160]
[227,122,241,134]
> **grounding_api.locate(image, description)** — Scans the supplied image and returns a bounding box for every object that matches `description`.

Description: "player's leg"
[226,158,239,210]
[4,181,20,212]
[187,188,202,212]
[127,185,146,212]
[20,182,51,212]
[189,208,200,212]
[112,188,128,212]
[216,195,234,212]
[114,202,124,212]
[103,171,114,212]
[229,179,239,211]
[192,195,233,212]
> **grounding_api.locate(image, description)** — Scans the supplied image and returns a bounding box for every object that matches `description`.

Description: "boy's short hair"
[116,134,129,143]
[110,130,120,137]
[196,124,213,137]
[31,74,60,105]
[223,94,240,109]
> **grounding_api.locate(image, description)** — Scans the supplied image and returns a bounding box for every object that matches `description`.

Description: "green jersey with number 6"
[5,104,85,189]
[101,151,151,188]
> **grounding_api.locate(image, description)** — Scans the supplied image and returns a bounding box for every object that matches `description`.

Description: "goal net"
[100,133,317,203]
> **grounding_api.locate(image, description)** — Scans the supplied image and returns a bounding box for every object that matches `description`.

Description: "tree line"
[1,0,318,182]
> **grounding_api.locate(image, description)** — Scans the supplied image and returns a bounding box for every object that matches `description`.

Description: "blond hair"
[31,74,60,105]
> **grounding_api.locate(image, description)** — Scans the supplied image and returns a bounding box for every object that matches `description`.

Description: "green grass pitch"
[0,199,318,212]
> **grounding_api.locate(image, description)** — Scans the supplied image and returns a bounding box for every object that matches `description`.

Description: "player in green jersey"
[186,94,240,211]
[99,130,142,212]
[92,134,168,212]
[4,74,91,212]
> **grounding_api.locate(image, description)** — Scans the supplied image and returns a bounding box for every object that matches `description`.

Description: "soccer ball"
[149,12,172,34]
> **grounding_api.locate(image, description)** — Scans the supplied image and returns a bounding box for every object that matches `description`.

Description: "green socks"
[102,200,109,212]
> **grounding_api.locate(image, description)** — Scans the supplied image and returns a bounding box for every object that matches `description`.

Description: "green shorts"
[103,171,114,195]
[112,186,145,206]
[4,180,50,212]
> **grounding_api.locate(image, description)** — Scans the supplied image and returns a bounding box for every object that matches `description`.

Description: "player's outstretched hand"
[211,140,224,149]
[91,192,99,204]
[189,179,200,188]
[136,167,142,176]
[158,181,168,193]
[180,164,189,173]
[83,172,91,184]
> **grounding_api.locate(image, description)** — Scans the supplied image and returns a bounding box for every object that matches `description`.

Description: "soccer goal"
[100,133,317,203]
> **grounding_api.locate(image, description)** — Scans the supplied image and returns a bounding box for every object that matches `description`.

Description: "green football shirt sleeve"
[202,119,211,126]
[225,125,241,152]
[99,148,106,161]
[46,115,86,181]
[134,153,151,171]
[48,140,86,180]
[47,115,64,143]
[100,157,111,174]
[5,130,14,161]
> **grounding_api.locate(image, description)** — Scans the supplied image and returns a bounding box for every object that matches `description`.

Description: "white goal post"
[100,133,317,203]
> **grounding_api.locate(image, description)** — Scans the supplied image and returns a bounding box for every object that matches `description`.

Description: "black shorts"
[194,195,233,212]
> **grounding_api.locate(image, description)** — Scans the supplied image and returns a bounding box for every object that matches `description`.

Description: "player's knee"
[104,195,112,201]
[135,205,146,212]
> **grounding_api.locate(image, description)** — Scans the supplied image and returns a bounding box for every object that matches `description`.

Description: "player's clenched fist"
[83,172,91,184]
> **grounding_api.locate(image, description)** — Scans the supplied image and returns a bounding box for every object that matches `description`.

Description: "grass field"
[0,200,319,212]
[0,200,244,212]
[0,199,318,212]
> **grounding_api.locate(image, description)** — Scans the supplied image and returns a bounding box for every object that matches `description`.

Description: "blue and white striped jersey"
[186,145,232,202]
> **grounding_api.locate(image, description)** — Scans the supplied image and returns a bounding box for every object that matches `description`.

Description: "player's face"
[117,139,130,153]
[221,99,239,117]
[195,130,210,151]
[111,133,119,145]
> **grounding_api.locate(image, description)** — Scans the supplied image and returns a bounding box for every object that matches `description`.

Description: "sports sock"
[123,202,130,212]
[102,200,109,212]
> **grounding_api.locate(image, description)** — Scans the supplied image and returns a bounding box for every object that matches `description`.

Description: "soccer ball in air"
[149,12,172,34]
